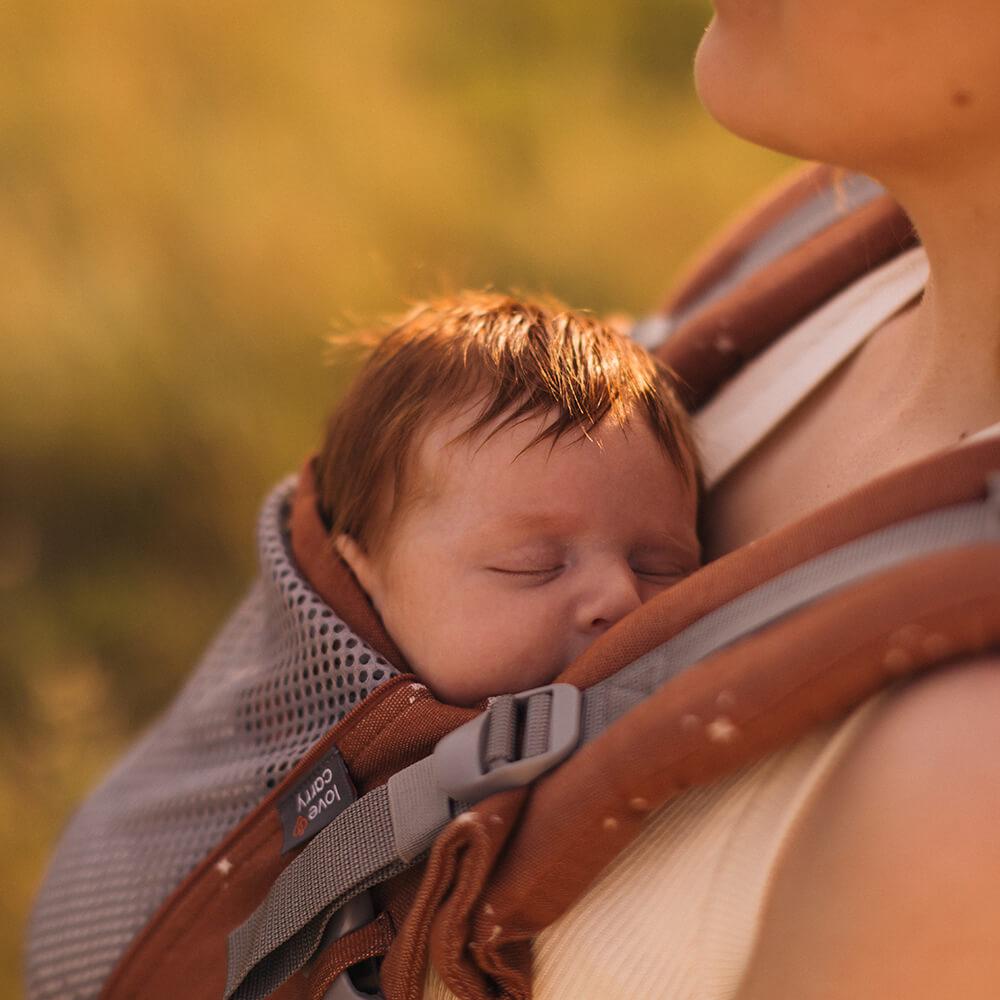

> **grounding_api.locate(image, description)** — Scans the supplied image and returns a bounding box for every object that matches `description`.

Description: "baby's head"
[316,292,701,705]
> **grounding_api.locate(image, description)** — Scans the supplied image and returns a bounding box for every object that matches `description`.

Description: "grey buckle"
[434,683,582,803]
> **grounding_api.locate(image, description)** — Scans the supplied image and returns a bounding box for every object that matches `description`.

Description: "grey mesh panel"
[24,478,399,1000]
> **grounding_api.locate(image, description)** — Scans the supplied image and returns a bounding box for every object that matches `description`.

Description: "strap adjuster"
[434,683,582,803]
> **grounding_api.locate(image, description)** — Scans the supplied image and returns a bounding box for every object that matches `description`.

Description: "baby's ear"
[333,534,382,608]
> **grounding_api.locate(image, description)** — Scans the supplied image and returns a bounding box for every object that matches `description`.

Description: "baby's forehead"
[410,403,679,511]
[395,403,699,565]
[413,406,582,488]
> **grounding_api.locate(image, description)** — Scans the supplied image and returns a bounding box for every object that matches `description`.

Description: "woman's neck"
[877,160,1000,426]
[700,161,1000,561]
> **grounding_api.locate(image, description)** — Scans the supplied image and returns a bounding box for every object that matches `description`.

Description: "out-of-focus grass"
[1,0,791,994]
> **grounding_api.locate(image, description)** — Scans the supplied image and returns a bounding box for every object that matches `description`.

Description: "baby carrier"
[25,163,1000,1000]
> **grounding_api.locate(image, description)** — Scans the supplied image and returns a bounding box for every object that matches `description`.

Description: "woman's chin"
[694,23,825,162]
[695,21,777,148]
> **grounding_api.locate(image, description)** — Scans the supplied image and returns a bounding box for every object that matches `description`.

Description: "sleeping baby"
[313,291,702,706]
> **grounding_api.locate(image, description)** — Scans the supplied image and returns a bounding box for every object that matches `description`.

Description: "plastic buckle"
[434,683,582,803]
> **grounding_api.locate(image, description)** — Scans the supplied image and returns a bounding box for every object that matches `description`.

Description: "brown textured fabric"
[656,177,916,410]
[413,439,1000,1000]
[306,912,395,1000]
[661,162,837,317]
[100,678,477,1000]
[289,454,408,669]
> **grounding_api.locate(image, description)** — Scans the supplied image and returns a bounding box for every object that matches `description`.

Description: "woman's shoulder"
[736,657,1000,1000]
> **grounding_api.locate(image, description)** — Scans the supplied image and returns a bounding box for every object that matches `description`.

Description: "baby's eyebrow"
[630,533,692,555]
[484,511,582,536]
[482,515,689,553]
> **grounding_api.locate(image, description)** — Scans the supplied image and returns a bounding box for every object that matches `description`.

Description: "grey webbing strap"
[225,692,558,1000]
[386,758,452,863]
[227,483,1000,1000]
[225,783,411,1000]
[226,735,529,1000]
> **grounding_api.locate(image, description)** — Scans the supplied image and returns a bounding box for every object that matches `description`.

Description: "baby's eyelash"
[488,565,684,581]
[488,566,564,577]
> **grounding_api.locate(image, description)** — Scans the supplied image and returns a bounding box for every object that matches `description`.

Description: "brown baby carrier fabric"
[27,162,996,1000]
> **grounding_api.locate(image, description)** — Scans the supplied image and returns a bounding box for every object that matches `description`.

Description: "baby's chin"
[422,657,567,707]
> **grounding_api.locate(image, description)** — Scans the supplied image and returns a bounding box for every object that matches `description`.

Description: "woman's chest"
[701,411,857,559]
[699,328,923,560]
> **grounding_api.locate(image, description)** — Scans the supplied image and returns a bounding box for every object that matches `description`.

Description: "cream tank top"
[426,248,1000,1000]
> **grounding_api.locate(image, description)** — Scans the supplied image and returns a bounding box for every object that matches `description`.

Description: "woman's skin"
[698,0,1000,555]
[695,3,1000,997]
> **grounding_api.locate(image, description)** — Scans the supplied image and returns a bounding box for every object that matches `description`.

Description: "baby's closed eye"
[485,561,687,584]
[487,564,565,580]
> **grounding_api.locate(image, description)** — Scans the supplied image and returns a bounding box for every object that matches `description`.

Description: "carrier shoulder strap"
[643,162,916,408]
[694,243,927,488]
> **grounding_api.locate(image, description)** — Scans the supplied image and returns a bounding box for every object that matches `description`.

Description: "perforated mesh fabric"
[24,477,398,1000]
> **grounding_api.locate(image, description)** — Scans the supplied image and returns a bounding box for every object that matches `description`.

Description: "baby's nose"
[575,562,643,635]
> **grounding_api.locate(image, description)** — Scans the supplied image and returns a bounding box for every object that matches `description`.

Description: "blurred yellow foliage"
[1,0,791,994]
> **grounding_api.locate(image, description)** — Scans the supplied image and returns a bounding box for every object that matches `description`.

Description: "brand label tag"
[277,745,356,853]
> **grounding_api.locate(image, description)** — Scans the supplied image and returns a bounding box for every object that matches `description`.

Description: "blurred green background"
[1,1,791,994]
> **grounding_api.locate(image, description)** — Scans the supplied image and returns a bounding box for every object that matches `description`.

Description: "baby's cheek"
[405,621,503,705]
[394,583,568,702]
[437,620,555,703]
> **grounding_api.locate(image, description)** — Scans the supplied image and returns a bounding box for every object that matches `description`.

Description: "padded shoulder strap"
[634,164,917,409]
